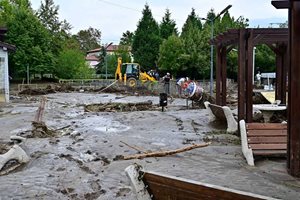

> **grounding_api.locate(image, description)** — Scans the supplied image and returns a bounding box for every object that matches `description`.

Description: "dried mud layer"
[0,92,299,200]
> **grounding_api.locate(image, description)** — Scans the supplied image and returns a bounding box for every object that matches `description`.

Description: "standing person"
[176,77,186,96]
[256,71,262,86]
[163,72,171,94]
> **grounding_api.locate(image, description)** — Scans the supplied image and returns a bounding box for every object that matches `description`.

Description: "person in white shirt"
[176,77,188,96]
[256,71,261,86]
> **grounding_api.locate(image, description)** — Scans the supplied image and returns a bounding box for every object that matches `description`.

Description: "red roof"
[85,54,99,61]
[87,44,131,54]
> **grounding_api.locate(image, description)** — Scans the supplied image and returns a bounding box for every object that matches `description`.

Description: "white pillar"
[2,47,9,102]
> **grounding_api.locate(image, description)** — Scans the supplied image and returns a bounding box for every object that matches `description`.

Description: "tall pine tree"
[132,4,160,70]
[181,8,202,38]
[159,9,177,40]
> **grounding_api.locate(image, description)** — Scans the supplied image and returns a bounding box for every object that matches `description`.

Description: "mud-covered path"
[0,93,299,200]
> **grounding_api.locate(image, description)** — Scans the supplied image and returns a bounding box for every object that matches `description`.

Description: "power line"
[96,0,143,13]
[96,0,184,22]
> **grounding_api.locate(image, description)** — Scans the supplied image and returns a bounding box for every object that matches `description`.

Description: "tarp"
[260,91,275,103]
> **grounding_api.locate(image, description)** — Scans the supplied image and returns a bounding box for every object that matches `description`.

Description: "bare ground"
[0,91,299,200]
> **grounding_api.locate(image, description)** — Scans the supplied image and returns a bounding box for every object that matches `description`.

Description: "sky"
[30,0,288,44]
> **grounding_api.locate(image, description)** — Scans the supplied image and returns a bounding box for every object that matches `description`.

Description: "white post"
[252,47,256,85]
[4,48,9,102]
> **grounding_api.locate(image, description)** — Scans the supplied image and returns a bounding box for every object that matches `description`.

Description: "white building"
[0,28,15,102]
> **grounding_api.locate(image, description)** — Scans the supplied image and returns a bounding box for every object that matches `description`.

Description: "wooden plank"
[248,136,287,144]
[143,172,277,200]
[247,130,287,136]
[246,123,287,130]
[249,143,287,150]
[253,149,287,156]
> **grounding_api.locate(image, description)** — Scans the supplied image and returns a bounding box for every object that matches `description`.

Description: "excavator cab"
[122,63,140,87]
[115,57,156,87]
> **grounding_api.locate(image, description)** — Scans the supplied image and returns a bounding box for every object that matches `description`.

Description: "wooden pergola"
[210,0,300,177]
[211,28,288,123]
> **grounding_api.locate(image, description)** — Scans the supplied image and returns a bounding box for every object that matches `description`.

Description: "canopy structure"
[210,28,288,123]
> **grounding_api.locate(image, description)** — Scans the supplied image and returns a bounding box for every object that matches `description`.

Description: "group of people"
[161,72,190,96]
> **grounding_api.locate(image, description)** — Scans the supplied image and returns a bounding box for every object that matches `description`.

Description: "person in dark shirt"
[163,72,171,94]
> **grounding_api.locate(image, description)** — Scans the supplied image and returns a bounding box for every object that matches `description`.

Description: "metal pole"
[27,64,29,85]
[210,20,214,96]
[105,56,107,79]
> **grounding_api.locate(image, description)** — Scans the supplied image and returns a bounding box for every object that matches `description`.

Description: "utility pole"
[202,5,232,97]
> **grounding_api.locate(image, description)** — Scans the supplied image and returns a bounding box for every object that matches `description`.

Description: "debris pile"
[84,101,157,112]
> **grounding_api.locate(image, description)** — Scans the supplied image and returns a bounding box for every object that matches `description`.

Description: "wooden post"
[221,46,227,106]
[216,45,222,105]
[246,29,253,122]
[273,0,300,177]
[288,0,300,177]
[275,45,283,102]
[238,29,246,122]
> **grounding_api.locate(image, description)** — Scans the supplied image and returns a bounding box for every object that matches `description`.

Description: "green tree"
[132,4,160,70]
[55,45,92,79]
[37,0,71,58]
[95,46,106,74]
[158,35,184,77]
[182,24,210,79]
[1,0,55,78]
[159,9,177,40]
[181,8,202,38]
[119,30,134,46]
[74,27,101,53]
[255,44,276,73]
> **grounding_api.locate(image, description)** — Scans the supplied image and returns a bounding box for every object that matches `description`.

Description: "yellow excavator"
[115,57,157,87]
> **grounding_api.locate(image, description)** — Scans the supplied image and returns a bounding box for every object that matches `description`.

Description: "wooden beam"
[271,0,290,9]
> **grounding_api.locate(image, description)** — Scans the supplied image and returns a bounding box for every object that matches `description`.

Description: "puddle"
[94,126,130,133]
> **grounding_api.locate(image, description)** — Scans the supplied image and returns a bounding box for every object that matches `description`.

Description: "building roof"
[87,43,131,54]
[86,54,99,61]
[0,41,16,51]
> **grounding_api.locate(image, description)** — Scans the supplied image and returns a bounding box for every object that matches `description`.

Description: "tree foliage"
[159,9,178,40]
[119,30,134,46]
[1,0,55,78]
[158,35,184,77]
[55,44,92,79]
[181,8,202,38]
[74,27,101,53]
[0,0,93,80]
[132,4,160,70]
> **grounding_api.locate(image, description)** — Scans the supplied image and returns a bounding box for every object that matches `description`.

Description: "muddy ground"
[0,88,299,199]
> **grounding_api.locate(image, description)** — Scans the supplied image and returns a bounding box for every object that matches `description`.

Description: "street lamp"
[202,5,232,96]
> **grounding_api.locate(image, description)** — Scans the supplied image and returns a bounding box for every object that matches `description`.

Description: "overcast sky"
[30,0,288,44]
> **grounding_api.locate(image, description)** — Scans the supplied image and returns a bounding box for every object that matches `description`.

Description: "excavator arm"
[115,57,123,81]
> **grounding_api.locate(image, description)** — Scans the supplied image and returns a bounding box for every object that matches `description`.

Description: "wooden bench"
[125,164,279,200]
[239,120,287,166]
[204,101,238,133]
